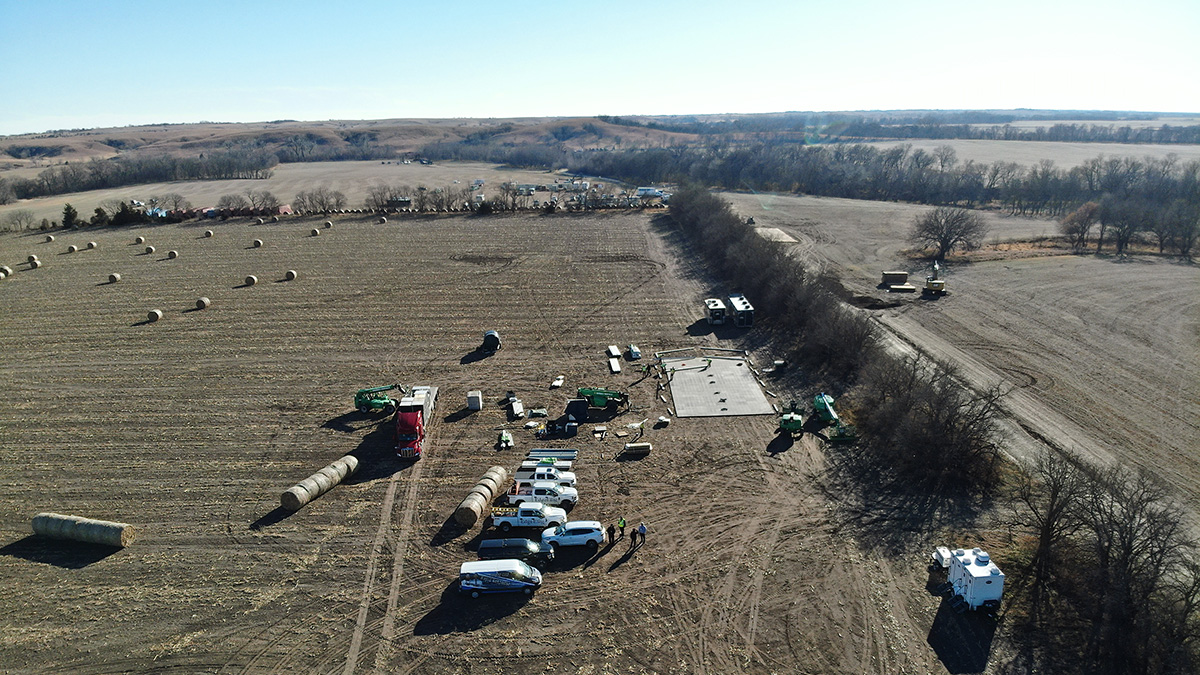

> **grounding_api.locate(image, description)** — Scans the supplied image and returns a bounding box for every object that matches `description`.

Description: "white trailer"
[704,298,727,325]
[947,547,1004,611]
[728,294,754,327]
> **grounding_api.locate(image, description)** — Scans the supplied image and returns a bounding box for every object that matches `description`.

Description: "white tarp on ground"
[663,356,774,417]
[756,227,797,242]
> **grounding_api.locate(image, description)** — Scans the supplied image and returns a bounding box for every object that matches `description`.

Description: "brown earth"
[0,211,959,674]
[723,192,1200,516]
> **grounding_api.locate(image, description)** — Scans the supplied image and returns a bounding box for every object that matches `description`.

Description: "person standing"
[637,522,647,547]
[606,523,616,544]
[617,517,626,539]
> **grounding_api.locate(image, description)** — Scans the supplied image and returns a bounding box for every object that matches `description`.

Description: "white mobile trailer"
[948,547,1005,611]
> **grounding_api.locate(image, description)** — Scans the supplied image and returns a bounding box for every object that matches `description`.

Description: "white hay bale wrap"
[30,260,42,269]
[109,273,121,283]
[46,234,55,242]
[271,215,279,223]
[378,216,387,224]
[196,296,211,310]
[0,271,5,280]
[244,275,258,286]
[167,250,178,259]
[135,236,145,244]
[285,269,298,281]
[87,241,97,249]
[204,230,214,238]
[27,254,38,263]
[256,218,264,225]
[32,512,135,547]
[147,309,163,322]
[145,245,155,254]
[280,454,359,511]
[323,221,332,228]
[311,228,320,237]
[67,245,78,253]
[0,265,12,276]
[252,239,263,248]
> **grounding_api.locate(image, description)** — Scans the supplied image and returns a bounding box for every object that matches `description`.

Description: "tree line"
[2,149,277,201]
[832,121,1200,145]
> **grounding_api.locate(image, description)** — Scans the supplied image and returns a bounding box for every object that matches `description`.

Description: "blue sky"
[1,0,1197,136]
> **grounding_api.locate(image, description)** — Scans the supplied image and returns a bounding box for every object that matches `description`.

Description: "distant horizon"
[4,108,1200,138]
[2,0,1197,137]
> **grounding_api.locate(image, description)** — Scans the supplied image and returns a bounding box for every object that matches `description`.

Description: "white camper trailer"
[947,547,1004,612]
[704,298,727,325]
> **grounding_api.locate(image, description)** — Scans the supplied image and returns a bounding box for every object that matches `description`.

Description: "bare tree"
[216,193,250,210]
[1015,451,1085,600]
[909,206,989,258]
[364,183,391,211]
[933,145,958,172]
[411,186,430,212]
[293,187,346,213]
[1,208,35,231]
[99,198,127,216]
[1060,201,1100,251]
[156,192,192,211]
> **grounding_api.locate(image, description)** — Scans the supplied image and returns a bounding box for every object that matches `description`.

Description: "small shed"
[728,294,754,328]
[704,298,727,325]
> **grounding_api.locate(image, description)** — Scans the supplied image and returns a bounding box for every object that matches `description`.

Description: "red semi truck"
[395,386,438,459]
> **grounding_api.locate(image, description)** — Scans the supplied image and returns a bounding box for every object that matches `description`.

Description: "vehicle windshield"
[397,433,418,441]
[552,525,565,536]
[514,561,536,580]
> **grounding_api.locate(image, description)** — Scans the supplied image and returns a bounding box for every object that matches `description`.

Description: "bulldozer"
[354,384,404,414]
[777,400,805,436]
[923,261,947,296]
[576,387,629,409]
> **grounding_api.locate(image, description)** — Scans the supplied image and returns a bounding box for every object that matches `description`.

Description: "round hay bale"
[297,476,323,498]
[310,228,320,237]
[378,216,387,224]
[309,471,335,493]
[46,234,55,243]
[467,484,494,502]
[0,271,6,280]
[281,485,312,511]
[323,221,332,228]
[256,218,264,225]
[244,275,258,286]
[285,269,297,281]
[0,265,12,276]
[67,245,78,253]
[135,236,145,244]
[147,309,163,322]
[32,512,134,547]
[333,455,359,476]
[454,494,488,528]
[27,254,38,263]
[145,245,156,254]
[87,241,97,249]
[252,239,263,248]
[167,250,178,259]
[204,230,214,238]
[271,216,279,223]
[483,466,509,483]
[109,273,122,283]
[317,465,347,483]
[30,260,42,269]
[196,296,210,310]
[475,475,501,496]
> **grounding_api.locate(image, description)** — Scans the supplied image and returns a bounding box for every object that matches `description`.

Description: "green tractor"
[354,384,404,414]
[812,393,859,443]
[577,387,629,409]
[777,400,805,436]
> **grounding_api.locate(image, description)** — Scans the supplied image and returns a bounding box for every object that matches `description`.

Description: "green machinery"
[777,400,805,435]
[813,393,858,443]
[577,387,629,409]
[355,384,404,414]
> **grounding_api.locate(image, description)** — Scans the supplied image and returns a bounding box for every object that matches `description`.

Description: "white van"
[458,559,543,598]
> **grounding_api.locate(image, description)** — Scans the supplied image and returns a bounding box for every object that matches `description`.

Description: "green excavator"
[576,387,629,409]
[354,384,404,414]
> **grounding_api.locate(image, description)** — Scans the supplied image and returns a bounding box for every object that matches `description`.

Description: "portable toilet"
[947,547,1004,611]
[704,298,727,325]
[728,294,754,328]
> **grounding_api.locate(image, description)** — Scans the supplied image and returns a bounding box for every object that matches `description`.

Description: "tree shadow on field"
[413,581,530,635]
[927,599,997,673]
[0,535,122,569]
[822,443,988,556]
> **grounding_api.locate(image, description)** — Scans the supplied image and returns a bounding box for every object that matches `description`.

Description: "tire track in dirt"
[341,470,404,675]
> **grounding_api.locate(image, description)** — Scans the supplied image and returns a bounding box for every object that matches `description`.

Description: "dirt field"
[723,192,1200,515]
[0,212,959,673]
[0,161,581,227]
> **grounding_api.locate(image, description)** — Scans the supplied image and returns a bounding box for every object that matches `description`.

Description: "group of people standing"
[606,517,647,548]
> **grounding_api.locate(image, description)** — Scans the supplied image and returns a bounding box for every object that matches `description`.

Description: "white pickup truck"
[506,480,578,507]
[489,503,568,532]
[513,465,576,487]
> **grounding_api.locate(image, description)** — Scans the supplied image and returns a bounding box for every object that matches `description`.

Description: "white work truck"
[506,480,578,507]
[489,502,568,532]
[513,465,576,487]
